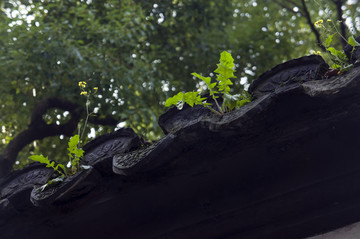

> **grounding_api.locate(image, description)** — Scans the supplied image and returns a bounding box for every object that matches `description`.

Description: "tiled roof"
[2,55,360,239]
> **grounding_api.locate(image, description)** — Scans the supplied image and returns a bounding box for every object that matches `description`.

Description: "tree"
[1,0,359,179]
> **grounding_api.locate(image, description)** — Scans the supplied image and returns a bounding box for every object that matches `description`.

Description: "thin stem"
[314,0,347,43]
[206,106,223,117]
[212,96,224,115]
[80,96,90,145]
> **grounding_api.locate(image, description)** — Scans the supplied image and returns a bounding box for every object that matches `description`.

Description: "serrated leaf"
[215,51,235,70]
[68,135,80,149]
[183,92,199,107]
[327,47,347,61]
[325,33,335,48]
[348,36,360,47]
[214,51,236,94]
[191,72,211,84]
[56,163,66,173]
[165,92,184,107]
[47,161,55,168]
[183,91,205,107]
[29,155,50,165]
[191,72,217,97]
[67,135,84,160]
[223,93,239,111]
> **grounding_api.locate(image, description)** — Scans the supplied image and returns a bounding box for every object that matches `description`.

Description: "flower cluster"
[314,19,332,28]
[78,81,98,96]
[311,50,321,55]
[79,81,88,95]
[314,19,324,28]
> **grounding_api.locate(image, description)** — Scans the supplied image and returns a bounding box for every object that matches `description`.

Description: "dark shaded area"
[248,55,328,98]
[2,55,360,239]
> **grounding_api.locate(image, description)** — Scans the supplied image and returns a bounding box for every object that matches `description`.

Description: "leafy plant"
[29,82,95,191]
[165,51,251,116]
[29,155,66,177]
[67,135,85,174]
[314,18,360,72]
[29,137,86,192]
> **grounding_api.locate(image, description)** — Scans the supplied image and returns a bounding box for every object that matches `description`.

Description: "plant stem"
[212,96,224,115]
[206,106,223,117]
[80,96,90,145]
[314,0,347,43]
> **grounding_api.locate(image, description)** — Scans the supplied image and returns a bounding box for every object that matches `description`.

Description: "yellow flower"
[78,81,87,88]
[327,19,331,22]
[80,91,88,95]
[314,19,323,28]
[311,50,322,55]
[93,87,98,91]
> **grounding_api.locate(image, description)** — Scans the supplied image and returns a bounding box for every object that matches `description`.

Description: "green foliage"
[3,0,360,171]
[223,91,252,111]
[29,82,90,186]
[165,51,251,116]
[67,135,84,174]
[348,36,360,48]
[29,155,66,177]
[29,134,84,177]
[214,51,236,94]
[164,92,207,110]
[323,32,357,71]
[29,134,87,191]
[315,17,360,72]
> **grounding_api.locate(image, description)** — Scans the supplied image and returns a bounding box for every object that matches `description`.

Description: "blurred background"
[0,0,359,171]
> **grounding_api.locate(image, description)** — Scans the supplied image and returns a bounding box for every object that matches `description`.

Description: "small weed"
[29,81,96,191]
[313,17,360,73]
[165,51,251,116]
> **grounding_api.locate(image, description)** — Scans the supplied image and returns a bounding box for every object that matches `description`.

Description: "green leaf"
[331,63,341,69]
[29,155,50,165]
[68,135,80,149]
[348,36,360,47]
[165,91,206,110]
[239,98,251,106]
[29,154,66,176]
[191,73,218,96]
[223,93,240,111]
[183,91,206,107]
[165,92,184,108]
[213,51,236,94]
[67,135,84,159]
[327,47,348,61]
[325,33,335,48]
[56,163,66,174]
[223,90,252,111]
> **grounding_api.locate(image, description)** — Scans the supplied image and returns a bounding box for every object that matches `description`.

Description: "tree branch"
[334,0,347,48]
[300,0,326,51]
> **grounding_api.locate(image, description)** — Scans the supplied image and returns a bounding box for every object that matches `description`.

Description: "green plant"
[314,18,360,72]
[29,81,96,191]
[29,155,66,177]
[165,51,251,116]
